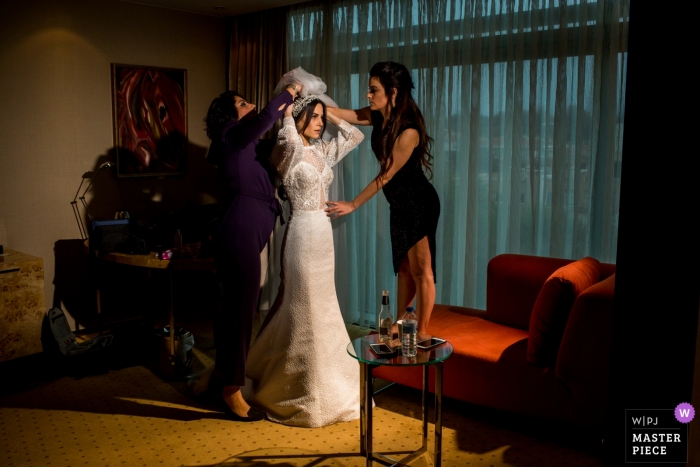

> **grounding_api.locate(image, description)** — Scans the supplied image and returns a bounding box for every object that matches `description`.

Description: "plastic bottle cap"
[406,307,414,312]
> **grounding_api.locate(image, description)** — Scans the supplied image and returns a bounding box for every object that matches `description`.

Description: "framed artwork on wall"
[111,64,188,178]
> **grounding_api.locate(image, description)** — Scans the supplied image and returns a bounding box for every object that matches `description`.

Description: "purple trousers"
[213,194,277,386]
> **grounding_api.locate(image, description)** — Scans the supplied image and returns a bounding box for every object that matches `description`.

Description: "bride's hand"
[325,200,356,218]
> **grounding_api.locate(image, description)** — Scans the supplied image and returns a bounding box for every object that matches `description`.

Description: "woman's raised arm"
[327,106,373,126]
[270,104,305,180]
[223,87,298,148]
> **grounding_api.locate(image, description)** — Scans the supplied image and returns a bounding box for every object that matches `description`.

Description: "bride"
[244,89,365,427]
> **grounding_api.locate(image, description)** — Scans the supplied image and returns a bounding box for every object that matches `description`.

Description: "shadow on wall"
[54,140,221,330]
[89,141,220,224]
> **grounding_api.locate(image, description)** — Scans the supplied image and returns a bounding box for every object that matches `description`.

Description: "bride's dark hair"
[370,61,434,181]
[277,97,328,202]
[293,97,327,141]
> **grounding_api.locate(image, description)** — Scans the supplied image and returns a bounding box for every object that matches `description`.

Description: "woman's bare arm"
[327,106,373,126]
[325,128,419,218]
[325,109,342,127]
[325,179,380,218]
[377,128,418,180]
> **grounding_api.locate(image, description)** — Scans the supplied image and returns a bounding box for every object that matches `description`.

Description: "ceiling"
[120,0,310,17]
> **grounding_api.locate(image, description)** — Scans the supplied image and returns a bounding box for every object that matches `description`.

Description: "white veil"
[273,67,339,142]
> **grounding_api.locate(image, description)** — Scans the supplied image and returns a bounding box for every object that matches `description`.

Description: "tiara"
[292,94,320,118]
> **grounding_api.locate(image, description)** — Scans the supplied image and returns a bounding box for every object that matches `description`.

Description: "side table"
[347,334,453,467]
[83,240,215,370]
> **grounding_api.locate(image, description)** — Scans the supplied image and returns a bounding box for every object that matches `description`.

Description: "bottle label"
[402,321,417,334]
[379,318,392,342]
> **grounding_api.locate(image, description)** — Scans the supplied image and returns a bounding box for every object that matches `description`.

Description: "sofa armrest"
[486,254,574,331]
[600,262,616,280]
[555,273,616,428]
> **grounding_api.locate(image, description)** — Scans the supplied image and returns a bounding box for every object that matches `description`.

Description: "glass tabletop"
[347,334,453,366]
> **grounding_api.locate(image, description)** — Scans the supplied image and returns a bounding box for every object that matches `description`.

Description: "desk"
[347,334,453,467]
[84,240,215,368]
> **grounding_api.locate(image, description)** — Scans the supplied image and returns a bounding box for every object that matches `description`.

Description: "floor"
[0,304,605,467]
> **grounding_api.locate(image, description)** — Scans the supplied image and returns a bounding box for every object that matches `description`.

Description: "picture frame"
[111,64,188,178]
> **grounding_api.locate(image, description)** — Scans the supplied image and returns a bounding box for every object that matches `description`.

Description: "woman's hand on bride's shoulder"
[325,200,355,218]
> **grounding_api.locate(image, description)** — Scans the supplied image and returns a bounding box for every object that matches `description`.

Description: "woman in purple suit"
[204,82,302,422]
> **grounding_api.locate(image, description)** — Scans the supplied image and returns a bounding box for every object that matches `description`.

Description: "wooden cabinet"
[0,250,46,361]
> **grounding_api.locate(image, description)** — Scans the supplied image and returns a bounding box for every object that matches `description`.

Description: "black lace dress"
[370,111,440,281]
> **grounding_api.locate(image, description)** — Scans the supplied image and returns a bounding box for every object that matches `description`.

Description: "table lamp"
[71,162,115,239]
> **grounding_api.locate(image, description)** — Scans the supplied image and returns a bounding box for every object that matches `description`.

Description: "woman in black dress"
[325,61,440,339]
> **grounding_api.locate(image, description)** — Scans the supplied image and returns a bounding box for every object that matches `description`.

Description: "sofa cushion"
[527,256,600,367]
[486,254,575,331]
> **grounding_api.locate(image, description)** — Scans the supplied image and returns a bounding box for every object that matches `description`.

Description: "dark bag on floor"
[46,307,114,378]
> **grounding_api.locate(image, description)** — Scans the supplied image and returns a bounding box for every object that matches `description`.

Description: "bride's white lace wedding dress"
[244,116,365,427]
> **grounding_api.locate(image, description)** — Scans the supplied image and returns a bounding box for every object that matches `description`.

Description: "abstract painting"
[111,64,187,177]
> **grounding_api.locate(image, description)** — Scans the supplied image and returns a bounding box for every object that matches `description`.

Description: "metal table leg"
[434,362,444,467]
[168,269,175,362]
[361,361,443,467]
[360,362,367,456]
[422,366,429,450]
[370,367,430,466]
[364,363,373,466]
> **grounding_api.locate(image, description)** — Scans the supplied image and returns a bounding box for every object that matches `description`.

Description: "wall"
[0,0,227,329]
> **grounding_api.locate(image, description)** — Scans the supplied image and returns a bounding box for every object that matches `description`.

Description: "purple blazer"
[209,91,294,257]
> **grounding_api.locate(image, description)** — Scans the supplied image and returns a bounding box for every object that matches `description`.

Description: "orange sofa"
[373,253,616,432]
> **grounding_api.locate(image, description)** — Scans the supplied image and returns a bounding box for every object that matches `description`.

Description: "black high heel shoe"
[222,403,266,422]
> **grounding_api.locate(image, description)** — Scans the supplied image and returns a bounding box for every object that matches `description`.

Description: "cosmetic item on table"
[158,250,173,260]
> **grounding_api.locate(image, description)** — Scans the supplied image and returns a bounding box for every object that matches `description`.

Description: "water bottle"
[377,290,392,344]
[401,306,418,357]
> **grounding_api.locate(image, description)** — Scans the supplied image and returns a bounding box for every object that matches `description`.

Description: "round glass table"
[347,334,453,467]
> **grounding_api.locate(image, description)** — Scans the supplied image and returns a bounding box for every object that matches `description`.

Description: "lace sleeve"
[321,120,365,168]
[271,116,305,181]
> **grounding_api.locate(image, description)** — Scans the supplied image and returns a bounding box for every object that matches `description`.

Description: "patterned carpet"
[0,316,603,467]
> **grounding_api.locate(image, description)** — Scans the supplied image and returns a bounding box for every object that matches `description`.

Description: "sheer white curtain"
[285,0,629,326]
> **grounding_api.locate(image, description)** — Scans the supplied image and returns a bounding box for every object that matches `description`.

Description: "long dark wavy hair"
[370,61,434,181]
[204,90,243,140]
